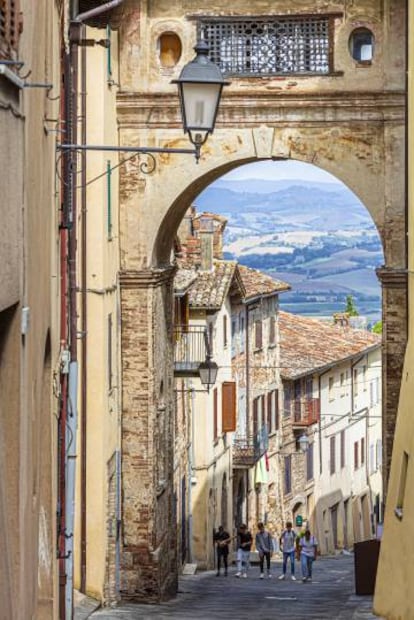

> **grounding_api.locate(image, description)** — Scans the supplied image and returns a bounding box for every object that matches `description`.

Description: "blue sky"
[223,159,341,184]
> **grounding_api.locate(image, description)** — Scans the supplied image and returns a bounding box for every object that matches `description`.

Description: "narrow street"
[85,555,378,620]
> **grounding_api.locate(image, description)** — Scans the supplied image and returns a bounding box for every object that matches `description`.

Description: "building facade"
[278,312,382,554]
[0,1,63,618]
[374,3,414,618]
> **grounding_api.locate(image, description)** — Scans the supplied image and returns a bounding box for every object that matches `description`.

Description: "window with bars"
[0,0,20,60]
[197,15,334,77]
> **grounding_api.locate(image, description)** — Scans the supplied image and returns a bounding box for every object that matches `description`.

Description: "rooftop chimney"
[199,216,214,272]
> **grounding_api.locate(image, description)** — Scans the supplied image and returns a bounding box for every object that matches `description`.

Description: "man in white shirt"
[298,529,318,582]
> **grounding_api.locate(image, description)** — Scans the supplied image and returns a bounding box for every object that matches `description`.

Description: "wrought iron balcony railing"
[232,426,269,468]
[174,325,208,377]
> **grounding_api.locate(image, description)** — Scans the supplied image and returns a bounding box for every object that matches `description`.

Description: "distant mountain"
[194,178,383,322]
[195,181,372,230]
[211,178,343,194]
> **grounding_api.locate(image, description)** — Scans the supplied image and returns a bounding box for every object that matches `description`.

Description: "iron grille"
[198,16,331,76]
[0,0,19,59]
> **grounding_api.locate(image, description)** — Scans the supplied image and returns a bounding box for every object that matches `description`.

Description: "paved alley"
[86,555,379,620]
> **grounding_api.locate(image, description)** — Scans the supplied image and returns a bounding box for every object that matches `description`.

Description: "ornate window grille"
[197,15,335,76]
[0,0,20,60]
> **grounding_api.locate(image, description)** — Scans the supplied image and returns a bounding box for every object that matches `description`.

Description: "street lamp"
[57,40,229,165]
[198,354,219,391]
[173,40,229,162]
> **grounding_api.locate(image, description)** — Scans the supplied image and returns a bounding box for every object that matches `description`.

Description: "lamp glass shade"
[298,433,309,453]
[198,359,218,387]
[178,82,223,133]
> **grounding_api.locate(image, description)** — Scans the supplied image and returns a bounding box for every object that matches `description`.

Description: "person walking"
[235,524,252,578]
[214,525,231,576]
[278,521,297,580]
[299,528,318,582]
[255,522,274,579]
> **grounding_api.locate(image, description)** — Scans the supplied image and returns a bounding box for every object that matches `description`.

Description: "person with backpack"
[298,528,318,582]
[255,522,274,579]
[278,521,297,580]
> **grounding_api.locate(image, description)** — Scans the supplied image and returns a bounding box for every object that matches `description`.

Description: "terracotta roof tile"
[238,265,291,300]
[187,261,239,309]
[279,311,381,379]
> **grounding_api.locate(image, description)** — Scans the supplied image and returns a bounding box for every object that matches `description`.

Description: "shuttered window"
[354,441,359,470]
[284,455,292,494]
[330,435,336,475]
[0,1,20,59]
[254,319,262,349]
[253,397,259,438]
[222,381,236,432]
[267,391,272,431]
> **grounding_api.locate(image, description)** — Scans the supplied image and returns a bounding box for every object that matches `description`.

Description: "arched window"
[158,32,182,68]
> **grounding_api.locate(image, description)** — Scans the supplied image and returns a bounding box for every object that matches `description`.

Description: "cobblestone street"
[82,555,379,620]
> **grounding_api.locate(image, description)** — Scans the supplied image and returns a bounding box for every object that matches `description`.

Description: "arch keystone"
[252,126,275,159]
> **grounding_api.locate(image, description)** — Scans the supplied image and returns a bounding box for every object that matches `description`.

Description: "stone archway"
[117,79,406,607]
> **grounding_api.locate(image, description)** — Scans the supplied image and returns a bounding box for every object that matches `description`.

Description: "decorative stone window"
[158,32,182,68]
[196,15,340,76]
[0,0,21,60]
[349,27,374,63]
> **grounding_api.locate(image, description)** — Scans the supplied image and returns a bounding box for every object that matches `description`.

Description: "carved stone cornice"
[376,267,408,289]
[116,91,405,129]
[119,266,177,289]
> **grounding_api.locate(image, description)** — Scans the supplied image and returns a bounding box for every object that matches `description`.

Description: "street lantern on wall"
[298,433,310,453]
[58,40,229,166]
[198,354,219,391]
[173,40,229,162]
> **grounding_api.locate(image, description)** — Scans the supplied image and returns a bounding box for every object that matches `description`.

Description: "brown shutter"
[253,397,259,438]
[275,389,279,430]
[222,381,236,432]
[267,392,272,432]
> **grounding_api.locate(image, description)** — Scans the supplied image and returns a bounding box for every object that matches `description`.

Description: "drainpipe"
[64,14,80,617]
[80,39,88,594]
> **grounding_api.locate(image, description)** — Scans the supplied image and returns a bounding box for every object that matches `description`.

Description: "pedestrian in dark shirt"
[255,522,274,579]
[214,525,231,576]
[235,524,252,578]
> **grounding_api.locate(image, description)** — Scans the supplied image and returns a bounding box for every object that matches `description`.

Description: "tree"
[372,320,382,334]
[345,294,359,316]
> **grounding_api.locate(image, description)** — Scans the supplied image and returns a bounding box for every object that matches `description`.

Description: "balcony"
[232,426,268,468]
[292,398,320,429]
[174,325,208,377]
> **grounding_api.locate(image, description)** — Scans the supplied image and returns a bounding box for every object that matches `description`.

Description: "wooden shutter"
[253,397,259,438]
[330,435,336,475]
[274,389,279,430]
[222,381,236,432]
[267,392,273,432]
